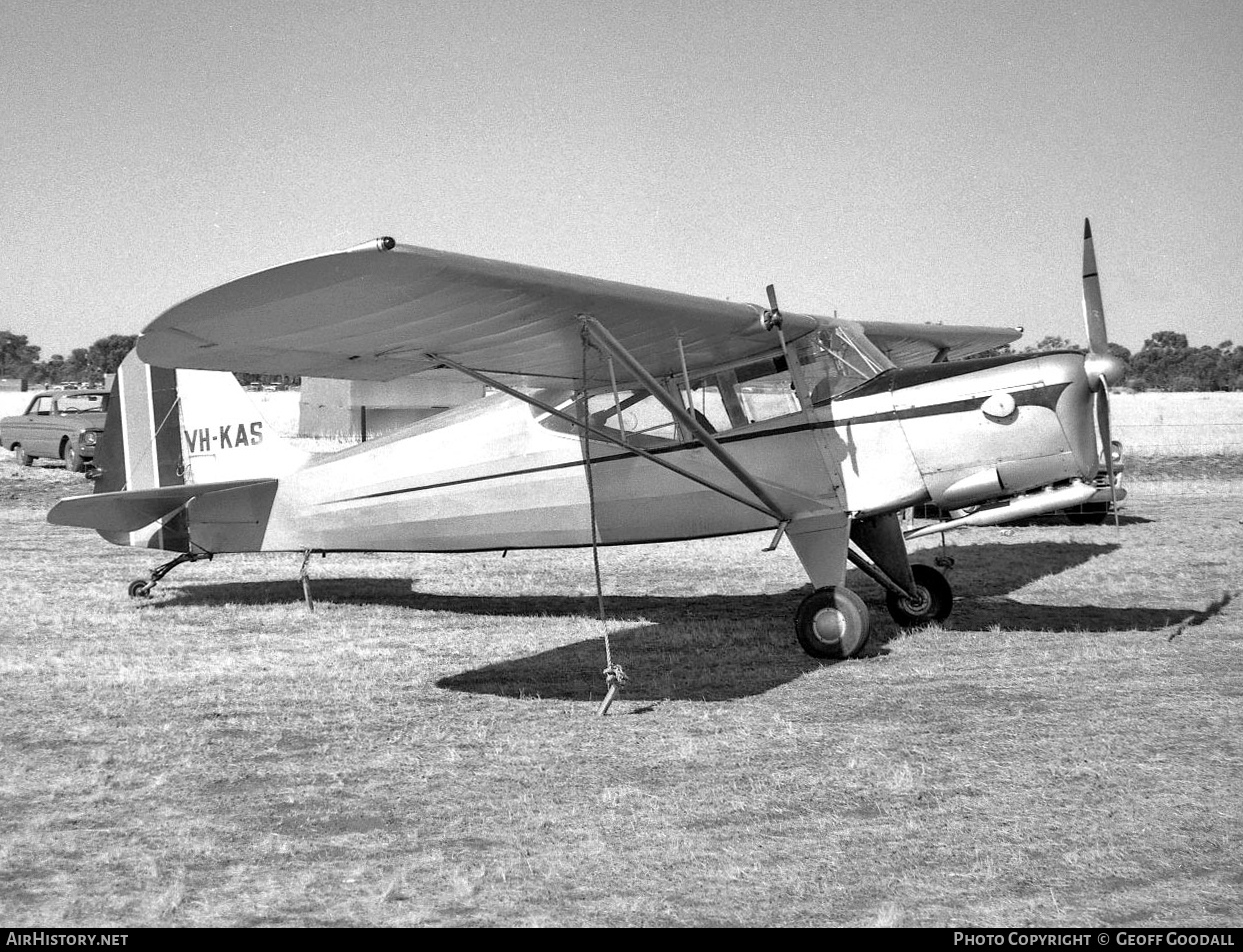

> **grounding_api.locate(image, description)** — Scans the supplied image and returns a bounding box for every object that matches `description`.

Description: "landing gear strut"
[794,586,871,659]
[127,551,212,598]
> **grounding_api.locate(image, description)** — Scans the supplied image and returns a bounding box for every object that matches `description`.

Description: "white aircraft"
[49,221,1123,661]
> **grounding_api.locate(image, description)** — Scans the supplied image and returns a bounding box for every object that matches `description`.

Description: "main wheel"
[886,564,953,627]
[794,586,871,659]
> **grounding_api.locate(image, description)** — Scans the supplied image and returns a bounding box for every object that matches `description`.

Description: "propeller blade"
[1095,380,1120,528]
[1082,218,1108,356]
[760,284,784,331]
[1081,218,1124,389]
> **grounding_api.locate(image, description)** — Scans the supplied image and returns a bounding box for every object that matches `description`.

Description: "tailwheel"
[794,586,871,659]
[886,563,953,627]
[127,579,153,599]
[125,552,210,600]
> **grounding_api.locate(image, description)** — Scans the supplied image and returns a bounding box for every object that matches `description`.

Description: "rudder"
[91,350,306,549]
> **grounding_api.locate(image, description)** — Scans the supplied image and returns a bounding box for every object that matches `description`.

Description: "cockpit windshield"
[797,323,895,405]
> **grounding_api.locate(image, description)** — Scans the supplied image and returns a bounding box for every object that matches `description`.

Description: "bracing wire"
[580,326,627,713]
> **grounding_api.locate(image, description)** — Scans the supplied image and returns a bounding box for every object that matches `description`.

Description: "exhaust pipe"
[905,481,1098,539]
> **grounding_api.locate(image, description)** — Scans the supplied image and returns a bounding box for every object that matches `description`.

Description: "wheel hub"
[900,586,932,615]
[811,607,847,646]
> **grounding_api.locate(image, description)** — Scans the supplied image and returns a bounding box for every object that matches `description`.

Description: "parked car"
[0,389,109,473]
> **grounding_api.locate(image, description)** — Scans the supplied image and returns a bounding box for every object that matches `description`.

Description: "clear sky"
[3,0,1241,359]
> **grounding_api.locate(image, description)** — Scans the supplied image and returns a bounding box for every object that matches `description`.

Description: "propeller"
[762,284,783,330]
[1081,218,1124,527]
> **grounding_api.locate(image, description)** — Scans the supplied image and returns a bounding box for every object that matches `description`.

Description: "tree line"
[973,330,1243,392]
[0,332,138,386]
[0,331,294,388]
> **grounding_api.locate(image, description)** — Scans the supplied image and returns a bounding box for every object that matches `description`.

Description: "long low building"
[1110,392,1243,456]
[298,370,488,441]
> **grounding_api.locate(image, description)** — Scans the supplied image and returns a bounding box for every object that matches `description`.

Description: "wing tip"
[344,236,397,254]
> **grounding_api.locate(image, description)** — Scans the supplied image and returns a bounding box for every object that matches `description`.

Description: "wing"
[137,240,821,388]
[855,319,1023,365]
[137,238,1023,386]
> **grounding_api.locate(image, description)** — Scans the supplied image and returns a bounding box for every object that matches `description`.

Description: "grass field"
[1,454,1240,927]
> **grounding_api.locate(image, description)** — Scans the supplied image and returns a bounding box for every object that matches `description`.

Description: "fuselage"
[228,350,1098,554]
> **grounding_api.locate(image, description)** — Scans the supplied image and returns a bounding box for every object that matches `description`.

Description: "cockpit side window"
[533,327,894,443]
[533,389,682,447]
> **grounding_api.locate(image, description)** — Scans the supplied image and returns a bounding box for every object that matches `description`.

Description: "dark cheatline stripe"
[328,382,1068,505]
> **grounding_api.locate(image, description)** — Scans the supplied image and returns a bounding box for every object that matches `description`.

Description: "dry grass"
[1,454,1241,927]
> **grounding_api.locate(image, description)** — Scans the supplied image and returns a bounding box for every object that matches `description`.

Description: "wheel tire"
[15,444,34,467]
[794,586,871,660]
[127,579,152,598]
[63,443,85,473]
[886,564,953,627]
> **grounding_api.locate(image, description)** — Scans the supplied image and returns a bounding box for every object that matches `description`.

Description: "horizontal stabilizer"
[48,479,278,532]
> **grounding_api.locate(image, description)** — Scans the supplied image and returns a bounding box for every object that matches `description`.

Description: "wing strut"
[578,314,792,522]
[427,353,785,521]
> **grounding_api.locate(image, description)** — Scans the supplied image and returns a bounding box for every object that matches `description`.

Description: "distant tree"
[1124,330,1240,391]
[1170,374,1201,392]
[65,348,92,380]
[974,343,1014,358]
[1023,335,1082,353]
[1147,330,1189,351]
[86,334,138,376]
[1104,341,1133,385]
[33,354,66,386]
[0,331,41,379]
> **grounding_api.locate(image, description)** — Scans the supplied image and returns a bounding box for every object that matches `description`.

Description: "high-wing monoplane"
[49,221,1124,660]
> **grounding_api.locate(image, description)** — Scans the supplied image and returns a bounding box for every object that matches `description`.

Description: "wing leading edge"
[137,239,1021,386]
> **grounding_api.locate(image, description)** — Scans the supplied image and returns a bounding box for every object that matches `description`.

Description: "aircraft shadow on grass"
[145,540,1221,702]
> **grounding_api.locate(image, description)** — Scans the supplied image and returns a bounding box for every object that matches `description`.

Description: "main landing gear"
[792,564,952,660]
[794,586,870,659]
[788,512,955,660]
[127,551,212,598]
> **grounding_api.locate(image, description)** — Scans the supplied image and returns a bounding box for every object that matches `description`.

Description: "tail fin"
[90,350,307,548]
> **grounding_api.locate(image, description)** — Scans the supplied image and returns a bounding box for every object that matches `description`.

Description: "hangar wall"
[298,371,488,441]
